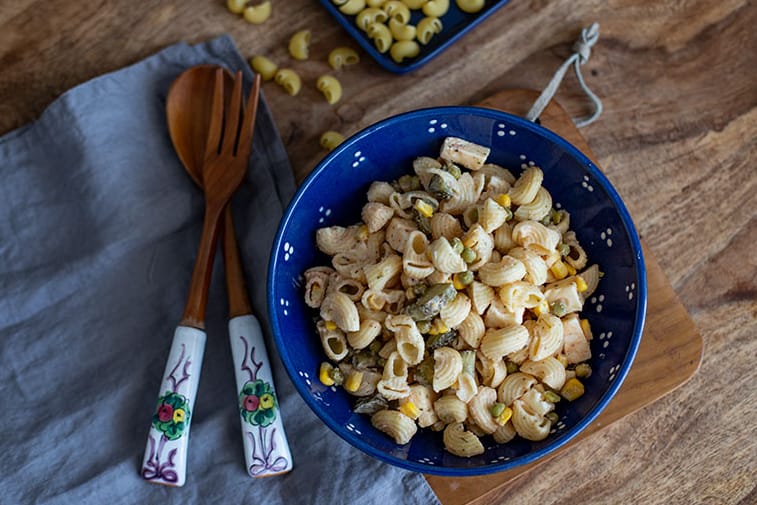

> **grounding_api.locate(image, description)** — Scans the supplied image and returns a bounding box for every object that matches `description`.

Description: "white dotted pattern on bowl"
[283,242,294,262]
[589,293,605,313]
[279,297,291,316]
[345,423,362,436]
[625,282,636,300]
[519,155,537,170]
[418,457,436,465]
[582,175,595,192]
[317,205,332,224]
[427,119,448,133]
[352,150,366,168]
[608,363,621,382]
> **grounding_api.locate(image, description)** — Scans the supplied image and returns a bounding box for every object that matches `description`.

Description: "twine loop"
[526,23,603,128]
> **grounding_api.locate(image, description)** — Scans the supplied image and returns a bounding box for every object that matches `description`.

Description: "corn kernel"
[532,300,549,316]
[344,370,364,392]
[357,225,369,241]
[549,260,569,280]
[453,275,465,291]
[399,401,421,420]
[494,193,511,208]
[580,319,592,338]
[319,362,335,386]
[575,276,588,292]
[414,199,434,218]
[560,378,585,401]
[325,320,338,331]
[428,320,449,335]
[565,263,577,276]
[495,406,513,425]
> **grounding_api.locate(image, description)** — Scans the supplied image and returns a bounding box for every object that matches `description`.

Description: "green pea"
[461,247,477,264]
[545,411,559,424]
[505,361,519,374]
[458,270,474,286]
[575,363,592,378]
[369,339,382,354]
[490,402,506,418]
[558,243,571,256]
[550,300,568,317]
[416,320,432,334]
[329,367,344,386]
[543,390,562,403]
[450,237,464,254]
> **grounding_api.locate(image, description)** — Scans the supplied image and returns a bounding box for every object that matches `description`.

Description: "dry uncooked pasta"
[304,137,600,456]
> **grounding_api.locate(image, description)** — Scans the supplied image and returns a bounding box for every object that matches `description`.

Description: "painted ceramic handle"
[229,315,293,477]
[141,326,206,486]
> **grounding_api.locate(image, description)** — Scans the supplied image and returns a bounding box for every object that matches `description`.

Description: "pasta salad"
[303,137,599,457]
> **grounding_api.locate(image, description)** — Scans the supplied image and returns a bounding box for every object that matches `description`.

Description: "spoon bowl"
[166,65,234,186]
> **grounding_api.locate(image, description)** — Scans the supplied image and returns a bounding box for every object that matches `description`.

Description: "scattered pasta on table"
[303,137,599,456]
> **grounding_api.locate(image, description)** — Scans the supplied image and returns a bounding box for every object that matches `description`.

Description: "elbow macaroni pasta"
[288,30,311,60]
[274,68,302,96]
[319,130,346,151]
[390,40,420,63]
[243,1,272,24]
[328,47,361,70]
[456,0,485,13]
[316,74,343,104]
[304,137,601,455]
[250,55,278,81]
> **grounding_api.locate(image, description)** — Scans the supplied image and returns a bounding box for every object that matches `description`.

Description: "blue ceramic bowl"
[268,107,646,476]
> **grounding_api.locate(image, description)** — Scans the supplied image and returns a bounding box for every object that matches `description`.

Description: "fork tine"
[205,67,225,160]
[221,70,244,154]
[236,73,262,157]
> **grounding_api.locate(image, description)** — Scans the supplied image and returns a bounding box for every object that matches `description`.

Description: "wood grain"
[1,1,755,504]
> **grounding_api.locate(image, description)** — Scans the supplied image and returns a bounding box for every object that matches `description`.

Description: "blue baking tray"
[318,1,511,74]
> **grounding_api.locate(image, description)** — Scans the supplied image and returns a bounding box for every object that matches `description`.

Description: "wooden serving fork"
[141,69,260,486]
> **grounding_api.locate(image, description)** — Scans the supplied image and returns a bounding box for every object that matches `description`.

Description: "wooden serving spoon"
[164,65,292,478]
[141,68,263,486]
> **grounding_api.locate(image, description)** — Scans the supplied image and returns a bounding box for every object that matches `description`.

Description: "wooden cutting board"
[425,90,704,505]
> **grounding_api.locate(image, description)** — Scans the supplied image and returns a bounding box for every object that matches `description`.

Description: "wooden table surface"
[1,1,755,504]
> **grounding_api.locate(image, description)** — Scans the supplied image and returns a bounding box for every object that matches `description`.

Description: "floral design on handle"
[239,379,277,426]
[237,334,290,475]
[152,391,191,440]
[142,432,179,483]
[248,426,289,476]
[142,342,194,483]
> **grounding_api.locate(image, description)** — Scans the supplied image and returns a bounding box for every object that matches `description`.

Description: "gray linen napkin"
[0,35,440,505]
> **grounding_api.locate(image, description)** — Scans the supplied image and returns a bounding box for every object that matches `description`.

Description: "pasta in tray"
[303,136,600,456]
